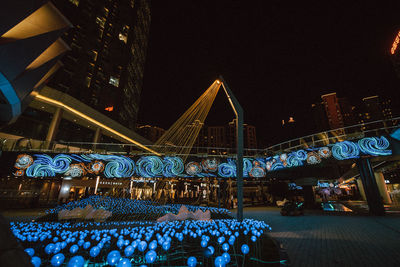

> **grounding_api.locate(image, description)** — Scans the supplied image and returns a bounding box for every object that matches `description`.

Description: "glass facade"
[48,0,151,130]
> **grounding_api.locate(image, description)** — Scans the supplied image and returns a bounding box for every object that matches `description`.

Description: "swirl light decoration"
[218,159,236,178]
[306,151,321,165]
[65,163,86,178]
[162,157,184,177]
[83,154,135,178]
[286,152,303,168]
[26,154,72,177]
[358,136,392,156]
[136,156,163,178]
[201,158,219,172]
[14,154,33,169]
[332,141,360,160]
[243,158,253,177]
[294,150,308,161]
[88,161,105,174]
[318,147,331,159]
[249,165,266,178]
[185,162,202,176]
[14,170,24,176]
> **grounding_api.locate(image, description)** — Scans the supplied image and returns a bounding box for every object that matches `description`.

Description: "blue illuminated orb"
[187,256,197,267]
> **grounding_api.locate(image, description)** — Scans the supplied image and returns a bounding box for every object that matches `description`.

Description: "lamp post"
[218,76,244,221]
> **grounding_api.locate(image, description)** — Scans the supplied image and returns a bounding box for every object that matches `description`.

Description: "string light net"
[154,80,221,162]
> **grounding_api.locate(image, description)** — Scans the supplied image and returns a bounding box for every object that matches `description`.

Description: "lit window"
[119,25,130,44]
[69,0,79,6]
[90,50,98,62]
[96,17,106,28]
[85,76,92,87]
[109,76,120,87]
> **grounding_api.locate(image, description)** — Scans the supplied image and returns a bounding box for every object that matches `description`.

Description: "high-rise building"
[321,93,344,130]
[192,120,257,154]
[49,0,151,130]
[311,102,330,132]
[338,97,358,126]
[1,0,152,146]
[361,95,393,123]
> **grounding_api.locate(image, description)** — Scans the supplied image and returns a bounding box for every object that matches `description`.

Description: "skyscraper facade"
[321,93,344,130]
[49,0,151,129]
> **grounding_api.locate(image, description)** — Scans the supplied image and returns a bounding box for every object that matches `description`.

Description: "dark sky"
[138,0,400,147]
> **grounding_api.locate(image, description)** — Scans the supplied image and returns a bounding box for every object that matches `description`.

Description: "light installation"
[13,136,393,178]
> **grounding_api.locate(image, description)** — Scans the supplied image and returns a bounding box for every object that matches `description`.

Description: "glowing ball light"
[117,258,132,267]
[67,256,85,267]
[162,241,170,251]
[241,244,250,254]
[24,248,34,257]
[222,243,229,252]
[83,241,91,249]
[138,241,147,252]
[149,240,157,250]
[205,246,215,257]
[251,235,257,242]
[145,250,157,264]
[107,250,121,266]
[124,245,134,257]
[187,256,197,267]
[214,256,226,267]
[90,246,100,257]
[31,256,41,267]
[69,244,79,254]
[45,243,55,254]
[222,252,231,264]
[50,253,65,267]
[200,239,208,248]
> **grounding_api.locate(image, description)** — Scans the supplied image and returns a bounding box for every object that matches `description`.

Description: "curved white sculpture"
[157,205,211,222]
[58,205,112,221]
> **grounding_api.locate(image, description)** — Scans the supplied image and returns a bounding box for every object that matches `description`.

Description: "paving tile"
[244,207,400,267]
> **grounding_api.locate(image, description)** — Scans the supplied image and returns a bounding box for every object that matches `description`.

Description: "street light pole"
[218,75,244,221]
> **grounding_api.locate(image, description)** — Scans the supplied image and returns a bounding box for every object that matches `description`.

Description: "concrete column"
[357,158,385,215]
[45,107,63,146]
[374,172,392,204]
[356,179,367,201]
[92,127,101,150]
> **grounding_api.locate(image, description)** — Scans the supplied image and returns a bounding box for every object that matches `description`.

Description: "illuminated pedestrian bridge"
[5,131,398,179]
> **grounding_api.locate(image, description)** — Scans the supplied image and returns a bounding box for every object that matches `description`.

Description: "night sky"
[138,0,400,147]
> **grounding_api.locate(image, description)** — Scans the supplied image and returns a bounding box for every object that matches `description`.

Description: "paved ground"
[242,207,400,267]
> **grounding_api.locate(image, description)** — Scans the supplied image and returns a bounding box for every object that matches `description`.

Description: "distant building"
[360,96,393,123]
[321,93,344,130]
[136,125,166,143]
[193,120,257,154]
[311,102,330,132]
[338,97,358,126]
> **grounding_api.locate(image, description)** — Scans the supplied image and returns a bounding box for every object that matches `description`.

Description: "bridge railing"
[0,138,267,157]
[2,117,399,157]
[265,117,400,154]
